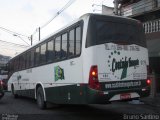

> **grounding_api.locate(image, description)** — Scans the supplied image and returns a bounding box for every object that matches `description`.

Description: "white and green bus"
[7,14,150,109]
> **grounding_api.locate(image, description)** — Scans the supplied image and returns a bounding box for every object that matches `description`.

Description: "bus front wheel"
[36,87,46,109]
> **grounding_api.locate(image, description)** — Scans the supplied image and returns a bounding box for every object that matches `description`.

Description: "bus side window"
[75,26,81,55]
[47,39,54,62]
[35,47,40,66]
[11,61,14,74]
[61,33,68,59]
[22,54,26,69]
[69,29,75,57]
[26,52,31,68]
[31,49,34,67]
[19,56,22,70]
[55,36,61,60]
[26,53,29,68]
[17,57,20,71]
[40,43,47,64]
[15,57,19,71]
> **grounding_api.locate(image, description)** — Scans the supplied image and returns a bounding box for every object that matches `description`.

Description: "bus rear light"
[0,80,3,85]
[146,65,151,86]
[91,71,96,76]
[146,79,151,85]
[88,65,101,90]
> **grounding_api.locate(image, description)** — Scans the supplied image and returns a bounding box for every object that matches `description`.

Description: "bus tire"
[36,87,46,109]
[11,84,18,98]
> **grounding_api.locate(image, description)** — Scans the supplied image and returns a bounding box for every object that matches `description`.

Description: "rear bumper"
[86,86,150,104]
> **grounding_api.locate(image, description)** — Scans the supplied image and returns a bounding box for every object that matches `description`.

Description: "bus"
[7,13,150,109]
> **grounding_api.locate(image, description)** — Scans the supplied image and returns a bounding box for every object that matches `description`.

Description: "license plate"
[120,93,131,100]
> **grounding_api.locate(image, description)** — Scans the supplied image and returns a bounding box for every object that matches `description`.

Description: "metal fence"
[143,19,160,33]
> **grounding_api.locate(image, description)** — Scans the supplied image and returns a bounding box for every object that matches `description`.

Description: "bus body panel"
[95,43,148,82]
[8,57,84,103]
[82,44,149,102]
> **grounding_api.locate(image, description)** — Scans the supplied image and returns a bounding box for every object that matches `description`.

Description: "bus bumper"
[86,87,150,104]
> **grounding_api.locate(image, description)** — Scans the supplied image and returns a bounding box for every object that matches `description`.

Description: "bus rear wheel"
[36,87,46,109]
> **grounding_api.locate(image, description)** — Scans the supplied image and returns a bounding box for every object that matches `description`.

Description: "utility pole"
[39,27,40,41]
[30,0,75,44]
[114,0,119,15]
[30,35,33,46]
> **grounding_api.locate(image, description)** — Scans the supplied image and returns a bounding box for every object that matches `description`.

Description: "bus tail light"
[146,79,151,85]
[88,65,101,90]
[146,65,151,86]
[0,80,3,85]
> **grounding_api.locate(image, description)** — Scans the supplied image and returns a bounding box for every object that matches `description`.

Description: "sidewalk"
[140,94,160,107]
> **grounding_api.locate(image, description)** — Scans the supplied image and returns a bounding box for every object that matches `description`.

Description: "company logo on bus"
[108,50,140,80]
[54,66,65,81]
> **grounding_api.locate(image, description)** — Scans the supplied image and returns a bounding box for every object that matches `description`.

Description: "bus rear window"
[86,16,146,48]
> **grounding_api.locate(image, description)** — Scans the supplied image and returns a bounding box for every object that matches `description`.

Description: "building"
[111,0,160,93]
[0,55,10,67]
[102,5,114,15]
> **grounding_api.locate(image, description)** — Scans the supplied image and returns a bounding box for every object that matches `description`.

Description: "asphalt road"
[0,92,160,120]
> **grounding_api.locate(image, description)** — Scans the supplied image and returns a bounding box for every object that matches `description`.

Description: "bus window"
[76,26,81,55]
[40,43,47,64]
[35,47,40,66]
[22,54,26,69]
[69,29,75,57]
[17,57,20,71]
[26,52,31,68]
[61,33,68,59]
[15,57,19,71]
[19,56,22,70]
[86,17,146,48]
[55,36,61,60]
[30,49,34,67]
[47,40,54,62]
[10,61,14,74]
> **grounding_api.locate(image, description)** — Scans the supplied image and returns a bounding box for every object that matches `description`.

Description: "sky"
[0,0,114,57]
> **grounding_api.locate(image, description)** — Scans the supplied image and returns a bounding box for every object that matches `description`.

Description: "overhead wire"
[0,39,29,48]
[41,0,76,29]
[0,43,28,55]
[0,46,26,51]
[0,26,28,38]
[0,43,27,56]
[0,46,25,50]
[0,26,31,46]
[32,0,76,35]
[0,0,76,49]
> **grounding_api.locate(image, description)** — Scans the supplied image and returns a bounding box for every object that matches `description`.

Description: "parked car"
[0,80,4,99]
[0,72,8,91]
[1,79,7,90]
